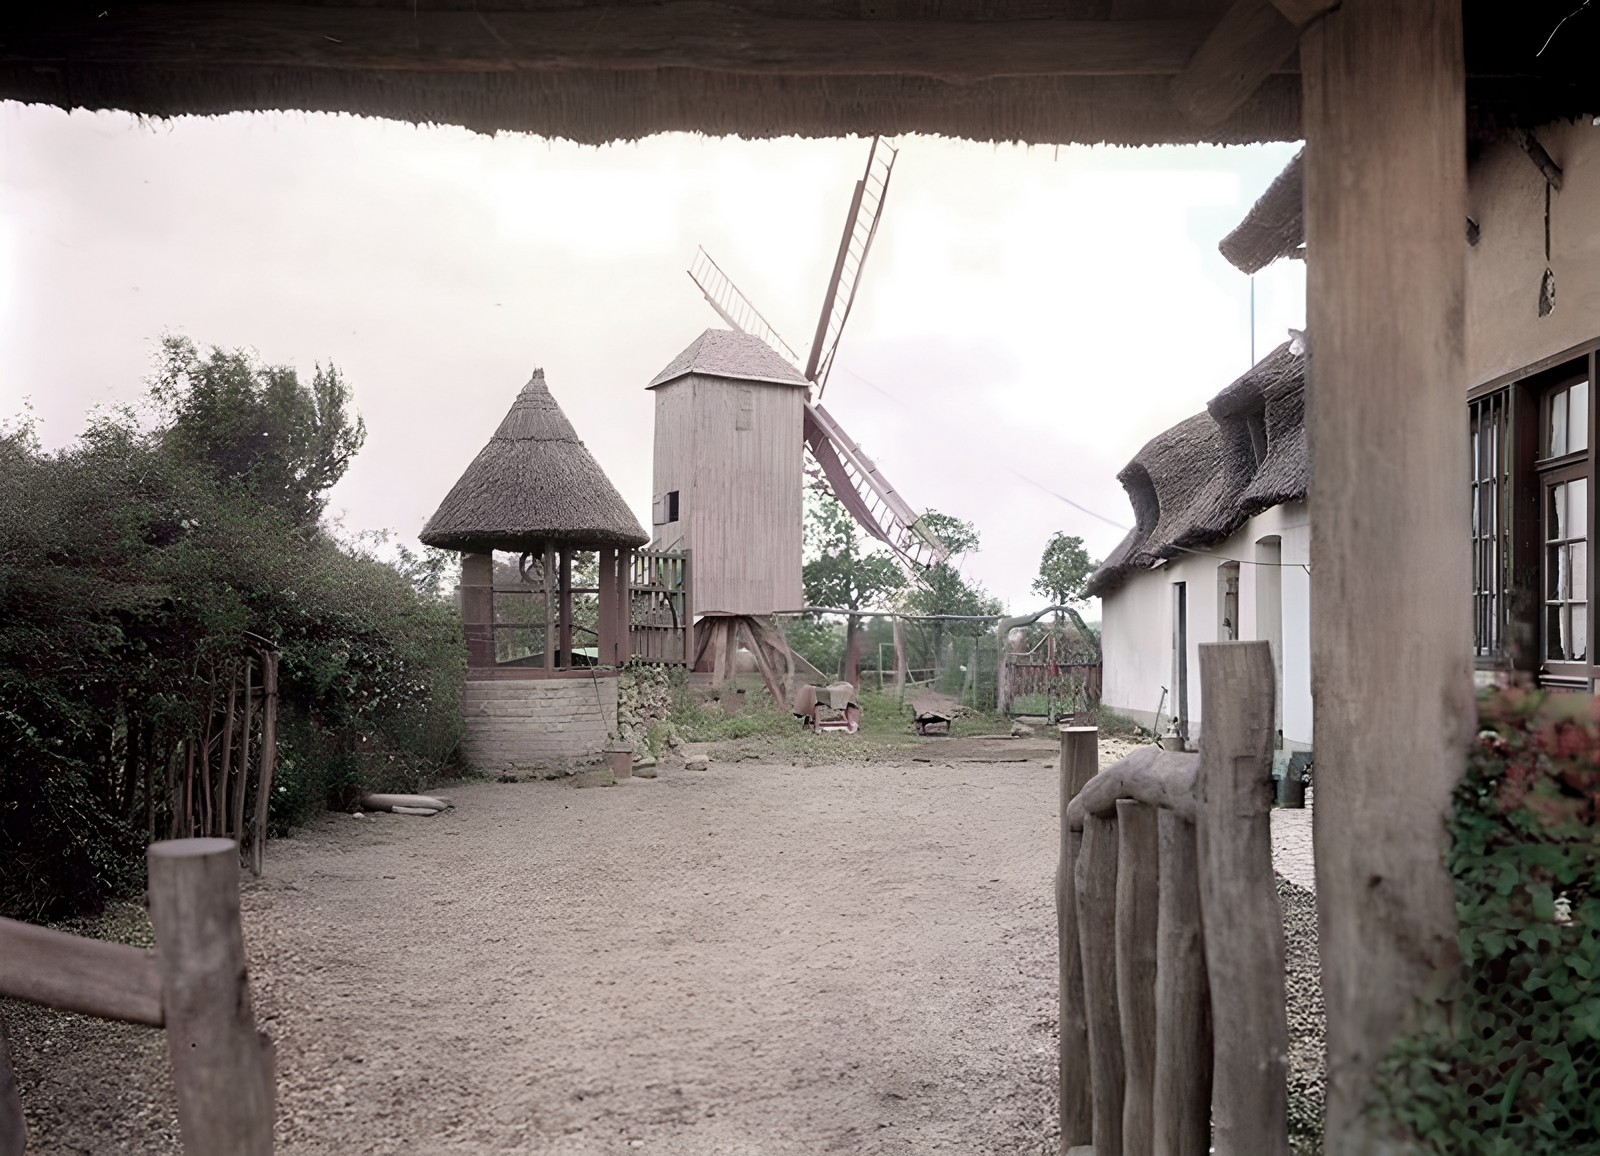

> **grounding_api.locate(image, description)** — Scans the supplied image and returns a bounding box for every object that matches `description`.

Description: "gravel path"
[8,742,1323,1155]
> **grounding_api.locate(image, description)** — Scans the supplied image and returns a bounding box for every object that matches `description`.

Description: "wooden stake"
[1115,799,1160,1155]
[217,669,237,839]
[1057,726,1098,1149]
[147,838,274,1155]
[1301,2,1470,1147]
[1153,809,1211,1156]
[1195,641,1286,1156]
[891,616,907,697]
[250,652,279,877]
[0,1013,24,1156]
[1076,809,1124,1156]
[232,656,254,843]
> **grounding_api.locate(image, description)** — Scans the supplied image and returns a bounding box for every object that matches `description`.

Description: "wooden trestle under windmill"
[647,136,947,702]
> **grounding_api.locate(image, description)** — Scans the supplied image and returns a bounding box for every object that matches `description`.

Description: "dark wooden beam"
[1,3,1292,82]
[1171,0,1301,124]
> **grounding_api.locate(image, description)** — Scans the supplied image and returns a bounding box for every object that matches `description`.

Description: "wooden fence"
[1002,659,1102,715]
[0,839,274,1156]
[1057,640,1287,1156]
[628,548,692,666]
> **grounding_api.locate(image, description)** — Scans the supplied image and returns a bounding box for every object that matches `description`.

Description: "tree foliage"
[0,342,461,920]
[900,510,1002,635]
[1032,531,1098,607]
[802,490,905,612]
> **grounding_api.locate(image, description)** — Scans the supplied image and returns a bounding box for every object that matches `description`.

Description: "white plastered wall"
[1098,501,1311,750]
[1466,119,1600,387]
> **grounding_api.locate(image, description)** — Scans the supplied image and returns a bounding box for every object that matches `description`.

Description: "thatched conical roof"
[421,369,647,553]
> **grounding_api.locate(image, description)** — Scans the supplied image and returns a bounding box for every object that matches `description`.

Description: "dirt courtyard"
[13,750,1079,1155]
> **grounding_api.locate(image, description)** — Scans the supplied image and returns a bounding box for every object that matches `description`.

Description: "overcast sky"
[0,104,1303,610]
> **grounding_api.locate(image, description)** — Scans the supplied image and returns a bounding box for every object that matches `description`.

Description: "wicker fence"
[1057,640,1289,1156]
[0,839,274,1155]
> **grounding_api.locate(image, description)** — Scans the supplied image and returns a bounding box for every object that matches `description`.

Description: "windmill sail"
[805,137,897,399]
[688,247,802,369]
[804,402,948,570]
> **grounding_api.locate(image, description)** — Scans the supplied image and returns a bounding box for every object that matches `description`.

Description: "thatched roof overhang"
[1219,148,1303,274]
[648,328,810,390]
[2,2,1594,147]
[1084,339,1305,599]
[420,368,648,554]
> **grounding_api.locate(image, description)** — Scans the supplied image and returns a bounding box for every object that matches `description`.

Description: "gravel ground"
[5,739,1322,1155]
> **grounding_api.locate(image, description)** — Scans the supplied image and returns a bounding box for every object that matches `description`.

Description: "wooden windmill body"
[651,137,949,694]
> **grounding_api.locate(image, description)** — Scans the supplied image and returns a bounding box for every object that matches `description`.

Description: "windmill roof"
[420,369,648,553]
[647,329,810,390]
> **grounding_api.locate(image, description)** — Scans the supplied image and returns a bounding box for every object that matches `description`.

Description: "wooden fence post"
[0,1014,23,1156]
[147,838,274,1155]
[1058,725,1098,1148]
[1195,641,1287,1155]
[1116,799,1160,1155]
[1153,808,1211,1156]
[1076,809,1124,1156]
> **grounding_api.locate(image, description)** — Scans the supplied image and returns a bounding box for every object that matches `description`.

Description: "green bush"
[1375,688,1600,1153]
[0,340,464,919]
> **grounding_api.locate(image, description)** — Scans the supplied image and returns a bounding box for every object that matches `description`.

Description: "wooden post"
[1058,725,1098,1149]
[891,616,907,697]
[1301,3,1470,1149]
[1195,641,1287,1155]
[216,671,237,839]
[1115,799,1160,1156]
[249,652,279,877]
[460,552,495,669]
[147,838,274,1156]
[1076,809,1124,1156]
[231,655,253,842]
[0,1014,23,1156]
[1153,808,1211,1156]
[558,547,574,669]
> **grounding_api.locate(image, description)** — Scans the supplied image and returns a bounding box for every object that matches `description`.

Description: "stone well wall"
[461,676,619,771]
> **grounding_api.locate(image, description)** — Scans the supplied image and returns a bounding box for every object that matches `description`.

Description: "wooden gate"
[628,549,692,666]
[1057,640,1288,1156]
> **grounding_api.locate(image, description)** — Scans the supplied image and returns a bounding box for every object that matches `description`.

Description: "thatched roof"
[3,3,1595,147]
[1085,338,1305,598]
[1219,149,1303,275]
[648,329,809,390]
[420,368,647,553]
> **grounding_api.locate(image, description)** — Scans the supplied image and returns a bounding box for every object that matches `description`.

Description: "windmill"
[687,136,948,576]
[647,137,945,697]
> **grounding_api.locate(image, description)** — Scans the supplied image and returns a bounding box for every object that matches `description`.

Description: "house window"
[1470,391,1510,658]
[1538,373,1591,681]
[736,386,754,431]
[1217,561,1240,642]
[665,490,680,522]
[652,490,680,526]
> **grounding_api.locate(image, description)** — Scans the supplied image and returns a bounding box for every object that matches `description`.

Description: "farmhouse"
[1095,118,1600,760]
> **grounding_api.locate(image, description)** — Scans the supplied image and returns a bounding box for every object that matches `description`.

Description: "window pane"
[1573,381,1590,453]
[1548,604,1568,660]
[1571,477,1588,537]
[1550,545,1569,600]
[1572,605,1589,663]
[1550,482,1568,541]
[1573,543,1590,605]
[1551,390,1569,457]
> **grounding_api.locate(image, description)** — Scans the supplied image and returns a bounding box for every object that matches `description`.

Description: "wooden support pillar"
[597,547,618,667]
[558,547,574,669]
[1195,641,1286,1156]
[147,838,274,1155]
[461,552,495,669]
[1115,799,1159,1155]
[891,616,907,697]
[1076,809,1124,1156]
[1057,725,1098,1149]
[1300,3,1470,1149]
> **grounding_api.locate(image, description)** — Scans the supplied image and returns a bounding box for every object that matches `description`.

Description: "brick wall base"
[461,676,620,772]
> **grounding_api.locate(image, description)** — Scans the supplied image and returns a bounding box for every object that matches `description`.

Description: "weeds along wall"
[1375,689,1600,1154]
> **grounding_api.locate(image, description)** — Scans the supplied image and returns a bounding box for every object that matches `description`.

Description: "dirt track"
[12,752,1075,1155]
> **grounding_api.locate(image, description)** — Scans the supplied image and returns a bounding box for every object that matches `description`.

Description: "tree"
[802,490,905,683]
[1032,532,1097,607]
[900,511,1002,672]
[151,335,367,529]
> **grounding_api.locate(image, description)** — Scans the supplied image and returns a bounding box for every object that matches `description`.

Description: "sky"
[0,104,1304,611]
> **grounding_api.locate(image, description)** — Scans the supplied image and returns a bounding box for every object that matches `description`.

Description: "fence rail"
[628,548,692,666]
[1057,640,1287,1155]
[0,838,274,1155]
